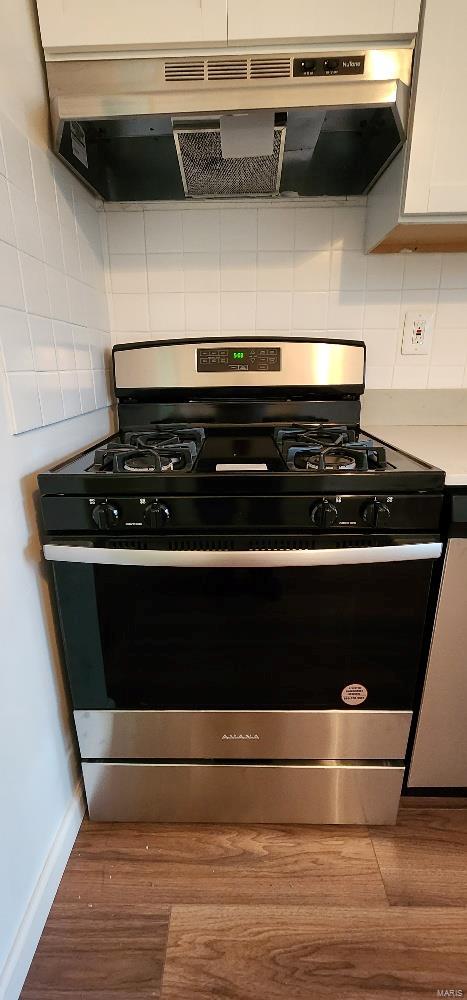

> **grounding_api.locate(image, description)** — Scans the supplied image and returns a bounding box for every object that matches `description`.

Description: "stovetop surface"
[40,422,445,496]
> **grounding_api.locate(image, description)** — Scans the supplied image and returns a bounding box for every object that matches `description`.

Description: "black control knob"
[92,502,120,530]
[362,500,391,528]
[311,500,339,528]
[143,501,170,529]
[324,58,339,72]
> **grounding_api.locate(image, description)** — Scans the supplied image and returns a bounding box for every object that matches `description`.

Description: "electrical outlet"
[401,310,434,356]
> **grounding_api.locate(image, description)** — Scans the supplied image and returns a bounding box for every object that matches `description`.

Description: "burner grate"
[274,423,387,473]
[93,424,205,473]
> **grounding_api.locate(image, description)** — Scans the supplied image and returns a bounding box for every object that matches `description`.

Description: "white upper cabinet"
[404,0,467,215]
[227,0,421,46]
[36,0,228,54]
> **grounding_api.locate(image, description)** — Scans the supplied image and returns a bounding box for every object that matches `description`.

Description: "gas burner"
[275,424,387,473]
[274,424,358,450]
[93,424,205,473]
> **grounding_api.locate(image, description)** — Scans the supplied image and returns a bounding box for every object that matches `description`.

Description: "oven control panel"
[197,347,281,372]
[41,493,443,533]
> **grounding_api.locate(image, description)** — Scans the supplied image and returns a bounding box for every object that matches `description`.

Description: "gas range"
[41,419,443,535]
[39,338,445,826]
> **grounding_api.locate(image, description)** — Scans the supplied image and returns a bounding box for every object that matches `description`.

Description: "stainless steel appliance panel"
[75,709,412,761]
[408,538,467,788]
[113,339,365,392]
[82,761,404,824]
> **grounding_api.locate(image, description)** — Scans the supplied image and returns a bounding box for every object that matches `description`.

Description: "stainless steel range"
[39,337,444,824]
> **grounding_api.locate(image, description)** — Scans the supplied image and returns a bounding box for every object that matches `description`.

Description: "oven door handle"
[43,542,442,568]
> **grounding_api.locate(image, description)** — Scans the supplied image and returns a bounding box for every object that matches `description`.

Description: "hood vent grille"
[165,56,292,84]
[164,60,205,82]
[250,57,291,79]
[207,59,248,80]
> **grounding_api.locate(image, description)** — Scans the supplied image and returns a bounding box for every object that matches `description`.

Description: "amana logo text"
[222,733,260,741]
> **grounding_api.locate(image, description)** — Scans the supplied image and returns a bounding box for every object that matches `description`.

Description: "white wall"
[0,2,113,996]
[106,201,467,392]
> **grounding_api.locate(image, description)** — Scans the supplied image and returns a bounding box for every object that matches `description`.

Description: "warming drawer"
[82,761,405,824]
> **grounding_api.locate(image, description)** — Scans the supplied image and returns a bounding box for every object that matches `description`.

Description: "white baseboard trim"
[0,780,85,1000]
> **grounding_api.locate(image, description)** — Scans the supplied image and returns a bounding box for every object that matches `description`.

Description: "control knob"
[311,500,339,528]
[92,502,120,530]
[143,501,170,529]
[361,500,391,528]
[323,58,339,72]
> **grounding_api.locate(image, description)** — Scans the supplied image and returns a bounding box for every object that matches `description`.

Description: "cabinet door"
[404,0,467,214]
[227,0,420,46]
[36,0,227,54]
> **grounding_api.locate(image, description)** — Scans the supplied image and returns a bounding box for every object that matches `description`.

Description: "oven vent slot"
[207,58,248,80]
[164,60,205,82]
[250,57,291,79]
[101,536,319,551]
[98,536,423,552]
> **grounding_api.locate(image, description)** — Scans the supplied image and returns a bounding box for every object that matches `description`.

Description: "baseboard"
[0,779,85,1000]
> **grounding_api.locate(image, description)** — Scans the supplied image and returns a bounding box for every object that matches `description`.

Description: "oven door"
[45,537,441,762]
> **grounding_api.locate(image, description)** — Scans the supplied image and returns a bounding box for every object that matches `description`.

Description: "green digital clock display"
[232,351,244,360]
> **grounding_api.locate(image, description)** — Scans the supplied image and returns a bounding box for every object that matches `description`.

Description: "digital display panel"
[197,347,281,372]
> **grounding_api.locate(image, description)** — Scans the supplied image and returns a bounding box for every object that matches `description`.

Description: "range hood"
[46,46,413,201]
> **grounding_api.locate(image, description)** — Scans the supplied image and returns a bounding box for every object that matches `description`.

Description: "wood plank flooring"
[21,803,467,1000]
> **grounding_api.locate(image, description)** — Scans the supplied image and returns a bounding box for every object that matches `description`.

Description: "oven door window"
[53,560,434,711]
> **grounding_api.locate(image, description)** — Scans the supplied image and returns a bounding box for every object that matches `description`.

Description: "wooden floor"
[21,802,467,999]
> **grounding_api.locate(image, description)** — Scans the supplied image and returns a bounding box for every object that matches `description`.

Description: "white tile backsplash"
[185,291,220,331]
[60,369,81,418]
[184,252,220,292]
[37,371,64,423]
[258,207,295,251]
[0,123,6,177]
[149,291,185,332]
[4,173,467,431]
[331,206,366,250]
[440,254,467,289]
[182,210,220,253]
[221,291,256,331]
[294,207,332,251]
[292,291,328,330]
[29,315,57,371]
[330,251,366,292]
[6,371,42,432]
[147,253,184,293]
[257,251,293,291]
[110,253,147,294]
[0,113,111,433]
[47,265,70,322]
[0,174,15,245]
[20,253,50,317]
[53,320,76,370]
[78,369,96,412]
[104,203,467,391]
[365,253,404,291]
[293,251,330,292]
[220,251,256,291]
[107,210,145,254]
[0,239,24,310]
[9,183,43,259]
[0,113,34,195]
[0,307,33,370]
[220,208,257,252]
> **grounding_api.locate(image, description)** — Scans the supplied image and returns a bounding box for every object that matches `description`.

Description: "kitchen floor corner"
[21,803,467,999]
